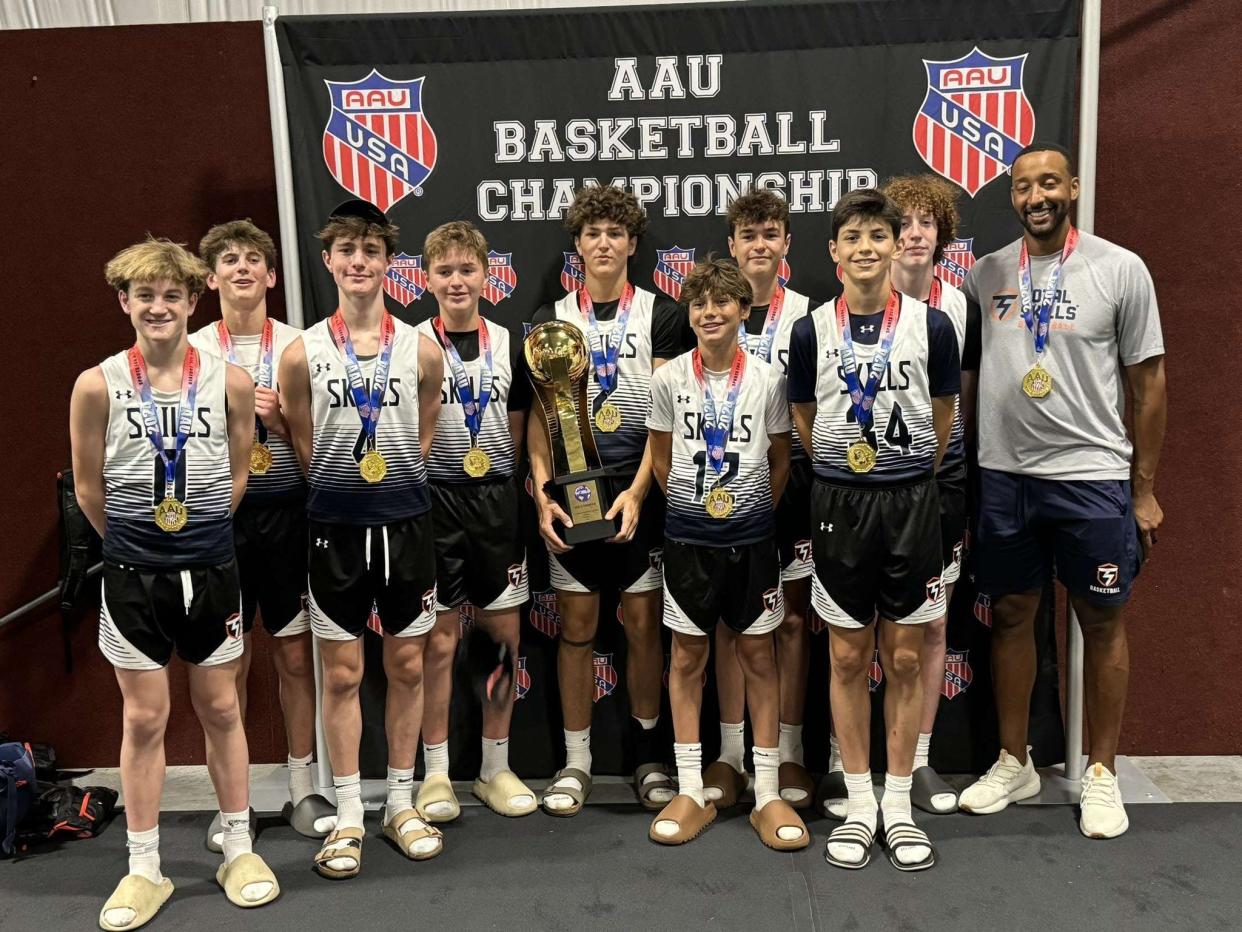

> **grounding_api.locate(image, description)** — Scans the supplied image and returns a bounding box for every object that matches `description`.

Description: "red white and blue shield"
[867,648,884,692]
[514,656,531,700]
[777,257,791,288]
[936,238,976,288]
[973,593,993,628]
[653,246,696,301]
[384,252,427,306]
[913,48,1035,197]
[458,601,476,635]
[481,251,518,306]
[561,252,585,293]
[323,69,438,212]
[941,649,973,700]
[592,652,617,702]
[529,590,562,638]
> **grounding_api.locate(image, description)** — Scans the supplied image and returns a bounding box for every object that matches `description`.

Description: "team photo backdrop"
[275,0,1078,777]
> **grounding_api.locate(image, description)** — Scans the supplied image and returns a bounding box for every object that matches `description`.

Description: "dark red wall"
[1,3,1237,764]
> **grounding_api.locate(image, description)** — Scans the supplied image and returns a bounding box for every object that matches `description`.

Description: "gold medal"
[154,496,188,533]
[463,447,492,478]
[704,486,735,519]
[595,402,622,433]
[249,442,272,476]
[359,448,388,484]
[1022,364,1053,399]
[846,440,877,474]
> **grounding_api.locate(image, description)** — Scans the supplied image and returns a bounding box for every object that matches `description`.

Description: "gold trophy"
[525,321,617,544]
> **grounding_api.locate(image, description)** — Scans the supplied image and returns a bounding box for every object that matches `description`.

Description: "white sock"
[219,808,272,902]
[752,746,779,810]
[544,728,591,811]
[778,722,804,766]
[105,826,162,928]
[914,732,932,771]
[828,734,843,773]
[635,716,658,730]
[826,771,877,865]
[422,740,449,777]
[674,742,705,807]
[288,753,314,807]
[333,772,365,830]
[882,772,930,866]
[718,721,745,772]
[480,737,509,783]
[386,766,415,816]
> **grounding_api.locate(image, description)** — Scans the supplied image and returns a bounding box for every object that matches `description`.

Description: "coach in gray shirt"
[956,142,1166,839]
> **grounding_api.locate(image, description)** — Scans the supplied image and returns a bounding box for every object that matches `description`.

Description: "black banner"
[279,0,1076,778]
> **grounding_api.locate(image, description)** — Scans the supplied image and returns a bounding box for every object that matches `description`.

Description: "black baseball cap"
[328,198,390,226]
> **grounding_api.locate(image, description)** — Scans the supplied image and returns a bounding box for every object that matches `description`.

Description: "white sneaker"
[959,747,1041,814]
[1079,762,1129,838]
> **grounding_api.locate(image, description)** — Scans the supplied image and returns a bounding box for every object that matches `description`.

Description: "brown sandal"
[648,795,717,845]
[778,761,816,810]
[750,799,809,851]
[703,761,749,809]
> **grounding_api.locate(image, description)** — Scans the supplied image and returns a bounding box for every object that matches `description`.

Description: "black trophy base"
[550,468,618,545]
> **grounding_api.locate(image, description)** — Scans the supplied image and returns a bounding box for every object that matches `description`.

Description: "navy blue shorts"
[974,469,1141,605]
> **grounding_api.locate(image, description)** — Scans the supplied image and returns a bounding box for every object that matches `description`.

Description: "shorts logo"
[514,656,531,701]
[574,484,592,503]
[1097,563,1119,588]
[648,549,664,572]
[663,652,706,689]
[507,563,527,590]
[421,586,438,618]
[592,652,617,702]
[762,587,783,615]
[926,575,945,604]
[913,47,1035,197]
[794,539,813,564]
[367,599,383,636]
[323,69,438,211]
[936,239,976,288]
[777,257,791,288]
[481,250,518,305]
[224,613,243,641]
[941,648,973,700]
[952,541,964,566]
[561,252,586,293]
[653,246,695,300]
[383,253,427,306]
[973,592,993,628]
[868,648,884,692]
[809,608,827,635]
[528,590,562,638]
[458,601,476,634]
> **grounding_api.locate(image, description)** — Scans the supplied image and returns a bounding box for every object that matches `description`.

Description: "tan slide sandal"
[473,771,537,817]
[416,773,461,823]
[314,827,364,880]
[98,875,174,931]
[750,799,810,851]
[215,852,280,908]
[648,795,717,846]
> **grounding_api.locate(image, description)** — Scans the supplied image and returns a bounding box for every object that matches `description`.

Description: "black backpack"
[0,742,36,856]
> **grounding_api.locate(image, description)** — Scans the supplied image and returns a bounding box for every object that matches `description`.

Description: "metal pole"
[0,563,102,631]
[262,5,305,329]
[1064,606,1085,781]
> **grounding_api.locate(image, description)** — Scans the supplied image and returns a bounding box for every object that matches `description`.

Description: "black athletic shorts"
[234,498,309,636]
[776,457,814,582]
[809,477,945,628]
[98,559,243,669]
[936,463,968,586]
[306,512,438,639]
[431,478,529,612]
[662,537,784,636]
[547,474,665,595]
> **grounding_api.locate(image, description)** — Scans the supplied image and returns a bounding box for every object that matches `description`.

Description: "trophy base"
[550,469,618,545]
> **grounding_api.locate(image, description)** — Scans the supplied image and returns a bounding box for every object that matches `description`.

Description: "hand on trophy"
[535,488,574,554]
[605,487,640,543]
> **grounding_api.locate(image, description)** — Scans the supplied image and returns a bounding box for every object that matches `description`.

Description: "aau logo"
[384,253,427,306]
[514,656,531,701]
[529,590,562,638]
[867,648,884,693]
[941,649,974,700]
[323,69,439,211]
[653,246,695,301]
[973,592,993,628]
[481,251,518,305]
[913,48,1035,197]
[592,652,618,702]
[936,238,976,288]
[561,252,586,293]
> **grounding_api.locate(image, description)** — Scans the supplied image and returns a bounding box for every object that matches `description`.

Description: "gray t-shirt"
[962,232,1164,481]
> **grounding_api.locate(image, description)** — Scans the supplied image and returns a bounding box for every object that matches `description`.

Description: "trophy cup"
[525,321,617,544]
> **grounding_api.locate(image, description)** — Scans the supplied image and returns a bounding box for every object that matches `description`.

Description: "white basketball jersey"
[416,317,519,483]
[189,318,305,502]
[303,316,430,524]
[739,287,813,460]
[552,286,656,471]
[99,348,233,566]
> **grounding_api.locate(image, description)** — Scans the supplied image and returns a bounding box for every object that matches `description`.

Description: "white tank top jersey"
[415,317,523,484]
[647,351,791,546]
[929,279,968,474]
[99,348,234,567]
[302,315,430,525]
[787,293,961,484]
[739,286,814,461]
[189,318,306,504]
[550,287,656,471]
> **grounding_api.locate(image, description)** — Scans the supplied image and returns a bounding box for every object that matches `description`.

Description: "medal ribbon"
[737,285,785,362]
[215,318,274,442]
[578,282,634,396]
[328,309,396,451]
[692,348,747,478]
[432,316,493,444]
[1018,227,1079,359]
[128,345,200,498]
[836,289,902,434]
[927,276,942,312]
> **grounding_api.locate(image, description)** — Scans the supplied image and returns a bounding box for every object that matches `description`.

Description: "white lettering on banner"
[607,55,722,100]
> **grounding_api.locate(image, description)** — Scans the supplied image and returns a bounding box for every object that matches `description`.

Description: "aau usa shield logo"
[481,251,518,305]
[561,252,585,293]
[868,648,884,692]
[514,656,531,701]
[936,238,976,288]
[592,652,617,702]
[974,592,993,628]
[942,649,974,700]
[384,253,427,306]
[323,69,439,211]
[529,590,562,638]
[913,48,1035,196]
[653,246,695,301]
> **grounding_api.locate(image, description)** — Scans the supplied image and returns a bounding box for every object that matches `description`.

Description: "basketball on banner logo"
[323,69,438,211]
[481,250,518,305]
[941,649,973,700]
[653,246,695,300]
[868,648,884,692]
[592,652,617,702]
[529,590,562,638]
[384,253,427,306]
[973,593,993,628]
[458,601,476,635]
[777,257,791,288]
[913,47,1035,197]
[561,252,585,293]
[935,238,976,288]
[514,656,531,701]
